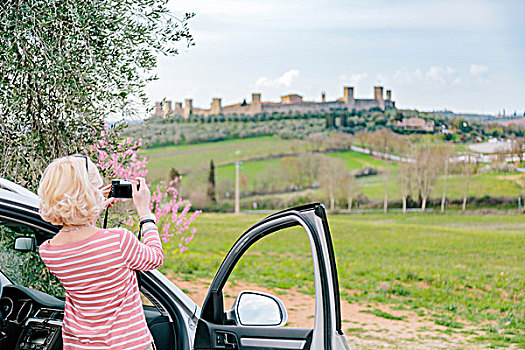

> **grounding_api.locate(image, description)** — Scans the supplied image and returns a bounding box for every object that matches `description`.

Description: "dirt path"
[168,276,513,350]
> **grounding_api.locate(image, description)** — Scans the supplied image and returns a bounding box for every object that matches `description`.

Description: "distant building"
[394,117,434,132]
[281,94,303,104]
[154,86,396,119]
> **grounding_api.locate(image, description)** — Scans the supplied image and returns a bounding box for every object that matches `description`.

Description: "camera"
[109,180,139,198]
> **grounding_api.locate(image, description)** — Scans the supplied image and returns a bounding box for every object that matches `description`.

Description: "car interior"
[0,219,181,350]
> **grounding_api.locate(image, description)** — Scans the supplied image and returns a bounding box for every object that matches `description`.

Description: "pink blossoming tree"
[83,125,200,253]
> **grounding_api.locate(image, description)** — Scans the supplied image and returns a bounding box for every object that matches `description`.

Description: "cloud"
[470,64,489,83]
[393,68,422,84]
[425,66,461,85]
[255,69,300,88]
[338,73,368,86]
[376,74,388,85]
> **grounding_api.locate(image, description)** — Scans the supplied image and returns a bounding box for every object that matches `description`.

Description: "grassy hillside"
[143,136,312,182]
[143,136,525,207]
[357,172,523,203]
[161,212,524,348]
[328,149,395,169]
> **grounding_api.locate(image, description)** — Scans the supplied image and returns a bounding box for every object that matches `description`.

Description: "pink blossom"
[123,216,133,227]
[83,126,200,253]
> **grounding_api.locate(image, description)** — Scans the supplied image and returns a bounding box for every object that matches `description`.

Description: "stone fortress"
[154,86,395,119]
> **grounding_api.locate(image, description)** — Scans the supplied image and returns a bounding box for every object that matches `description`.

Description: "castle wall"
[354,99,381,111]
[222,105,251,114]
[187,99,392,116]
[164,85,395,118]
[193,107,211,115]
[261,101,344,114]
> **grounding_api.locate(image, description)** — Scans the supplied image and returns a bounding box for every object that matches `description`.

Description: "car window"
[0,222,65,299]
[222,226,315,328]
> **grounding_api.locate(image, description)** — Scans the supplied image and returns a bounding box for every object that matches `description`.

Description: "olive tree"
[0,0,194,190]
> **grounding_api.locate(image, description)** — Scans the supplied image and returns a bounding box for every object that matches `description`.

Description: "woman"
[38,155,162,350]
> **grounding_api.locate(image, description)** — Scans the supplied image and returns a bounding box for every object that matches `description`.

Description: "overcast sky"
[145,0,525,115]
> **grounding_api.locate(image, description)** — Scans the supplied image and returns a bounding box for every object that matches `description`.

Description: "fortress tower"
[183,99,193,119]
[343,86,355,109]
[250,93,262,114]
[211,98,222,114]
[174,102,183,114]
[155,102,162,117]
[163,100,172,116]
[386,90,392,101]
[374,86,385,110]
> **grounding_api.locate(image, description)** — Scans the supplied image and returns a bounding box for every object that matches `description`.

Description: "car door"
[193,203,350,350]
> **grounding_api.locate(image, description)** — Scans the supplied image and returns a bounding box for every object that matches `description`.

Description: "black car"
[0,178,350,350]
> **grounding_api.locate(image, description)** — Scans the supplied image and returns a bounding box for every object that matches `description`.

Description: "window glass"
[0,222,64,299]
[222,226,315,328]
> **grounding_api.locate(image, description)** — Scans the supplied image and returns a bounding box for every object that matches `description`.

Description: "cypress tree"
[207,160,217,203]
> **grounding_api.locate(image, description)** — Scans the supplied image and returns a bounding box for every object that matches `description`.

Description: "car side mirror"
[226,291,288,327]
[14,236,36,252]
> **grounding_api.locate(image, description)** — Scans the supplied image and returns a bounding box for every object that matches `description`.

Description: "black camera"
[109,180,139,198]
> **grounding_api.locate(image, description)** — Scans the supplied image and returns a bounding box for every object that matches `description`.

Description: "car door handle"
[216,331,238,349]
[224,336,237,349]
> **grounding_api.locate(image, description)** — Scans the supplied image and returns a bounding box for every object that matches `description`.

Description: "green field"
[358,172,523,203]
[327,149,395,169]
[143,136,525,206]
[162,212,525,348]
[143,136,312,182]
[213,149,396,195]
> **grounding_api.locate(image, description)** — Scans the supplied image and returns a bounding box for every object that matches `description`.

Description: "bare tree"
[510,137,525,164]
[437,145,454,212]
[300,154,324,187]
[383,169,390,213]
[319,156,347,211]
[328,132,353,151]
[306,133,327,152]
[346,173,361,212]
[281,156,304,189]
[441,157,449,212]
[354,131,371,152]
[397,162,413,213]
[462,154,475,212]
[281,154,324,190]
[413,146,443,211]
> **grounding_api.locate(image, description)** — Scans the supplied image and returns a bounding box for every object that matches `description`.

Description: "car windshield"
[0,219,65,299]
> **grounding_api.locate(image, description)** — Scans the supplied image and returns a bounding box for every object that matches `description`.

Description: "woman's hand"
[132,177,152,218]
[101,184,117,208]
[101,184,112,197]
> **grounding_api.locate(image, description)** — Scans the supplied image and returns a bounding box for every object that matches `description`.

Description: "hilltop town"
[155,86,395,119]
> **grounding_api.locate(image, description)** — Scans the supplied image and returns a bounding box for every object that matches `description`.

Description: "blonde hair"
[38,155,105,226]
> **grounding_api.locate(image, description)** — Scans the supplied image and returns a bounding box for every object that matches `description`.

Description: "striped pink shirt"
[39,226,163,350]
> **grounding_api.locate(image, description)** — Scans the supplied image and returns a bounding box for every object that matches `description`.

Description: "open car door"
[194,203,350,350]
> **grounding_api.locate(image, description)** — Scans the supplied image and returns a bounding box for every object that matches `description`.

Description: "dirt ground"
[167,276,516,350]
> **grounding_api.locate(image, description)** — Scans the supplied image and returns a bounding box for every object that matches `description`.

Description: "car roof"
[0,178,40,210]
[0,178,39,200]
[0,178,59,243]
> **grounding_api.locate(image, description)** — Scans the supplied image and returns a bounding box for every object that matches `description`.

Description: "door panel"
[143,306,176,350]
[194,321,312,350]
[195,204,350,350]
